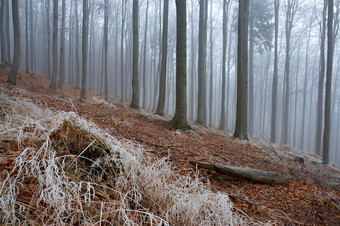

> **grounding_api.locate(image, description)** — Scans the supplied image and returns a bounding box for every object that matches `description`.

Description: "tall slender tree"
[25,0,29,73]
[233,0,249,140]
[49,0,59,90]
[131,0,140,109]
[103,0,109,101]
[323,0,334,164]
[120,0,126,102]
[142,0,149,108]
[0,0,5,62]
[7,0,20,85]
[316,0,328,155]
[155,0,169,116]
[80,0,89,99]
[58,0,66,88]
[271,0,280,143]
[169,0,188,130]
[196,0,208,125]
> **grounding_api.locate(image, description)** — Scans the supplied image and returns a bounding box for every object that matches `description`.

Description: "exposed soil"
[1,67,340,225]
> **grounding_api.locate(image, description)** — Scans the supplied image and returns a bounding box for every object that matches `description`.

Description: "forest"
[2,0,340,165]
[1,0,340,224]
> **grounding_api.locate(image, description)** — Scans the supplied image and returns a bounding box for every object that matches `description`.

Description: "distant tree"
[168,0,188,130]
[196,0,208,125]
[323,0,334,164]
[233,0,249,140]
[219,0,230,130]
[282,0,299,144]
[130,0,140,109]
[81,0,89,99]
[5,0,10,64]
[7,0,20,85]
[155,0,169,116]
[103,0,108,101]
[0,0,5,62]
[120,0,126,102]
[142,0,149,108]
[49,0,59,90]
[25,0,29,73]
[58,0,66,88]
[46,0,51,77]
[271,0,280,143]
[316,0,328,155]
[248,0,273,136]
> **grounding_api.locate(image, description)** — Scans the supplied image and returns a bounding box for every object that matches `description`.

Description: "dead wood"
[190,160,294,185]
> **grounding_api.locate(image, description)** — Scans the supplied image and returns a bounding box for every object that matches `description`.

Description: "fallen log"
[189,160,294,185]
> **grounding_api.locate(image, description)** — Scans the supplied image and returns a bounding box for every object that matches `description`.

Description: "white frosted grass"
[91,96,117,108]
[0,92,246,225]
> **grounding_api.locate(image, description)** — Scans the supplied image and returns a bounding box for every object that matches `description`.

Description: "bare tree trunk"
[169,0,188,130]
[248,14,254,136]
[75,0,81,88]
[196,0,208,125]
[58,0,66,88]
[142,0,149,108]
[316,0,327,155]
[7,0,20,85]
[46,0,51,77]
[219,0,230,130]
[49,0,58,90]
[0,0,5,62]
[323,0,334,164]
[131,0,140,109]
[155,0,169,116]
[271,0,279,143]
[120,0,126,102]
[29,0,34,70]
[103,0,108,101]
[80,0,89,99]
[233,0,249,140]
[5,0,11,64]
[208,0,213,126]
[25,0,29,73]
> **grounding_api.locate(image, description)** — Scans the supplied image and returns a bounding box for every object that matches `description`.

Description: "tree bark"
[190,161,294,184]
[58,0,66,88]
[168,0,188,130]
[233,0,249,140]
[323,0,334,164]
[25,0,29,73]
[7,0,20,85]
[155,0,169,116]
[130,0,140,109]
[103,0,108,101]
[142,0,149,108]
[0,0,5,62]
[49,0,59,90]
[80,0,89,99]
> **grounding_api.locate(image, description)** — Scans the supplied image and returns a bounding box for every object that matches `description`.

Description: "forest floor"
[1,66,340,225]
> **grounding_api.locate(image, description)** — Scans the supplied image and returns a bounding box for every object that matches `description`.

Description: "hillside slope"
[1,67,340,225]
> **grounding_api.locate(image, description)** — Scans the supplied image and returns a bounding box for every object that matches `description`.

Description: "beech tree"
[130,0,139,109]
[7,0,20,85]
[169,0,188,130]
[233,0,249,140]
[81,0,89,99]
[49,0,58,90]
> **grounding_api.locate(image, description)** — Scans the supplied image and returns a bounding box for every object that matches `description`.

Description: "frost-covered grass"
[0,91,247,225]
[91,96,117,109]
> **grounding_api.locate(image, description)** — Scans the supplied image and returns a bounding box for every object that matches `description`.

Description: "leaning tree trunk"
[168,0,188,130]
[7,0,20,85]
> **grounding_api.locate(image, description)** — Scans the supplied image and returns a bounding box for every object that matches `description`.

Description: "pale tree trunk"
[25,0,29,72]
[46,0,51,77]
[142,0,149,108]
[208,0,213,126]
[293,40,301,147]
[80,0,89,99]
[58,0,66,88]
[75,0,81,88]
[248,13,254,136]
[301,16,313,149]
[155,0,169,116]
[131,0,140,109]
[271,0,279,143]
[233,0,249,140]
[7,0,20,85]
[196,0,208,125]
[120,0,126,102]
[49,0,58,90]
[323,0,334,164]
[0,0,5,62]
[219,0,230,130]
[103,0,108,101]
[169,0,188,130]
[282,0,298,145]
[30,0,34,70]
[5,0,10,64]
[316,0,327,155]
